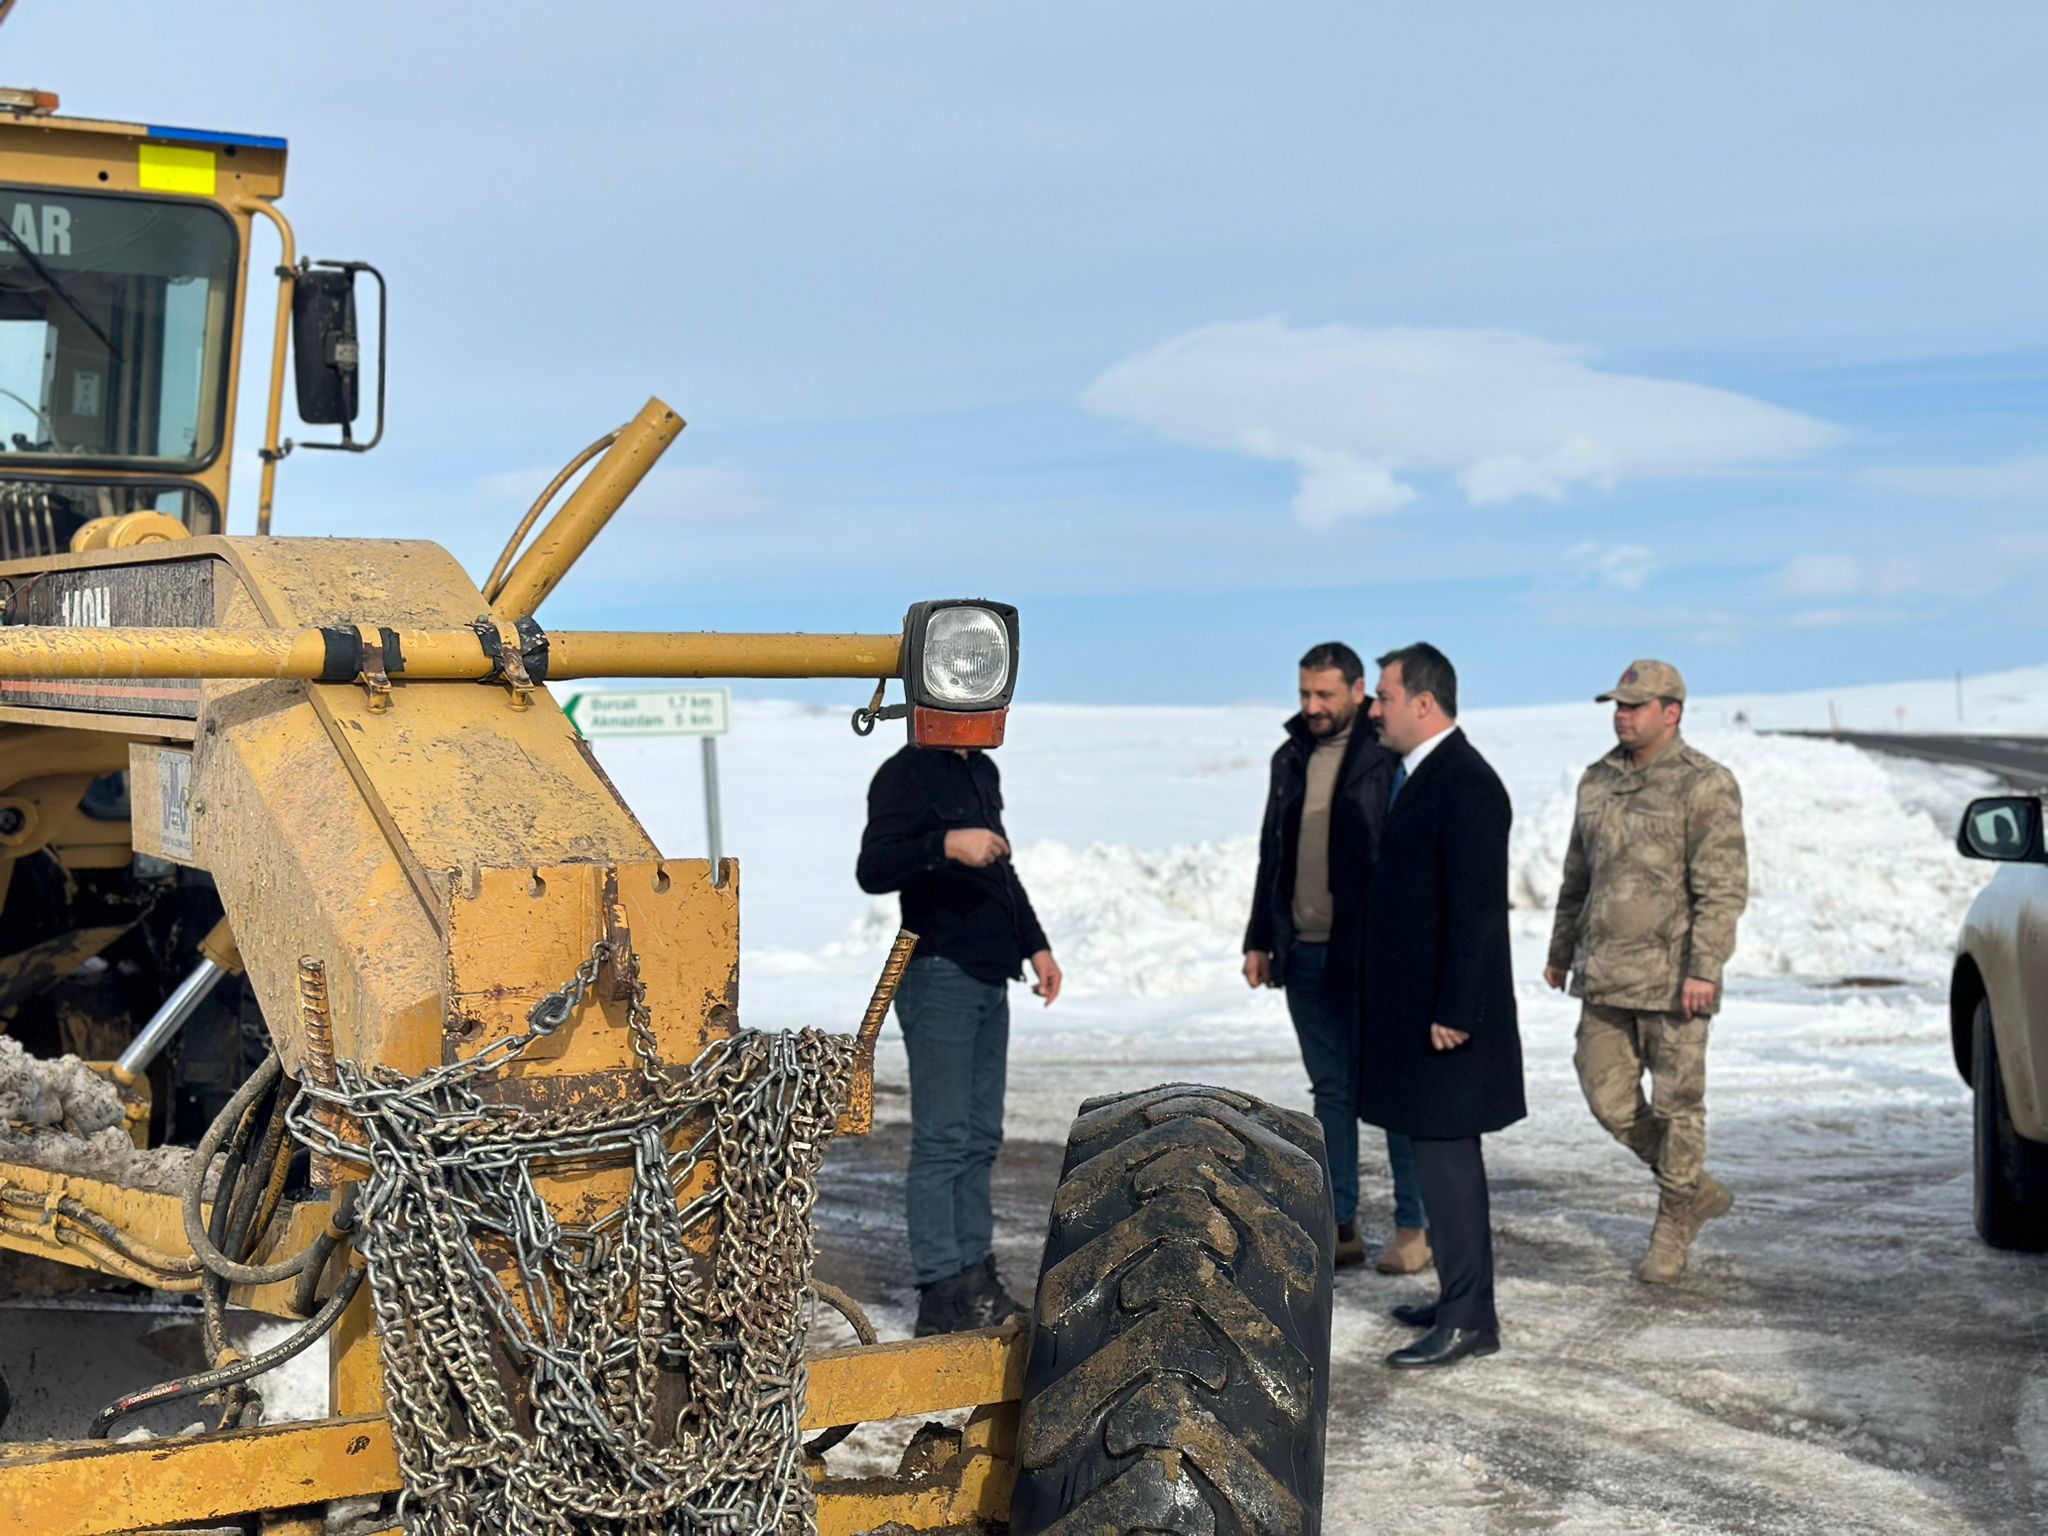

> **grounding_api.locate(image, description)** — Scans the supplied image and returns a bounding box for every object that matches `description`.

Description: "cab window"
[0,187,238,470]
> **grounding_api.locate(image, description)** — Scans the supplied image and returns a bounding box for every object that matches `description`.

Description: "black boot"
[914,1269,978,1336]
[972,1253,1027,1326]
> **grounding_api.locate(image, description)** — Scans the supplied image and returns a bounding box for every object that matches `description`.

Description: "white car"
[1951,793,2048,1248]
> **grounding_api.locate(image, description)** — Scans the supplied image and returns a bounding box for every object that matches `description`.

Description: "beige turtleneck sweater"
[1290,722,1350,943]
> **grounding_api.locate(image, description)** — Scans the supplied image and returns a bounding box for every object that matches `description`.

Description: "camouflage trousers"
[1574,1003,1711,1199]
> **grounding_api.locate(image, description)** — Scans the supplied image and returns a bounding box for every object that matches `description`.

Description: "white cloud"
[1289,447,1416,524]
[1863,454,2048,500]
[1529,541,1657,600]
[1577,541,1655,591]
[1781,605,1915,630]
[1084,320,1840,523]
[1773,553,1869,599]
[1771,538,2048,603]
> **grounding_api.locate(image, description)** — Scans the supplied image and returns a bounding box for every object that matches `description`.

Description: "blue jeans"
[1285,942,1427,1231]
[894,954,1010,1286]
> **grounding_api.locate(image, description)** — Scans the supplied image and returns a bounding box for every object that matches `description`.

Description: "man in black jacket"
[1243,642,1427,1272]
[1361,642,1525,1370]
[857,743,1062,1336]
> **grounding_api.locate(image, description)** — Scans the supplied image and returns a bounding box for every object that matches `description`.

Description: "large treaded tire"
[1973,998,2048,1251]
[1011,1083,1334,1536]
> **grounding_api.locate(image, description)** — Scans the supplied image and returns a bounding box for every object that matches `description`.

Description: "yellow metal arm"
[490,397,684,618]
[547,630,902,679]
[0,625,902,681]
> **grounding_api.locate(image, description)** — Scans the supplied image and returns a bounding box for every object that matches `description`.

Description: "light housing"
[0,89,60,116]
[899,599,1019,745]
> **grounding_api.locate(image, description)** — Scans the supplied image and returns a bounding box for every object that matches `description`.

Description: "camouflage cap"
[1597,658,1686,705]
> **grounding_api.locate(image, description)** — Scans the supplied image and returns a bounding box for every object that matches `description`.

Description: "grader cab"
[0,92,1332,1536]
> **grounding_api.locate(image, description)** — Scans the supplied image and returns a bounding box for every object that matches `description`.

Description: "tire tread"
[1013,1083,1333,1536]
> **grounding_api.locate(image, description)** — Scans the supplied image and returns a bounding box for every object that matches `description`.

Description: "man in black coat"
[1360,642,1525,1369]
[857,743,1063,1336]
[1241,641,1427,1272]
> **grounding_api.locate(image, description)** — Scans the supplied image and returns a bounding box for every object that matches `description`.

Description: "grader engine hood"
[0,535,705,1087]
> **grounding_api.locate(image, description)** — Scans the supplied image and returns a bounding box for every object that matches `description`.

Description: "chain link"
[291,939,856,1535]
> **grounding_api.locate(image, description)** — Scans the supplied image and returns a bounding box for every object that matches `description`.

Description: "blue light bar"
[145,124,289,152]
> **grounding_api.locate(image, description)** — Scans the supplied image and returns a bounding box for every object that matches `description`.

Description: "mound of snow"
[1510,730,1991,982]
[824,719,1998,1005]
[847,837,1258,998]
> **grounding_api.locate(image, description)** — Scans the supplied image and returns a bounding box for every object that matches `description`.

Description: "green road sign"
[561,686,731,738]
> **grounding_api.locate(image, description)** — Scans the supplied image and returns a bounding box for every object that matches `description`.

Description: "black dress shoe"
[1384,1323,1500,1369]
[1390,1300,1436,1329]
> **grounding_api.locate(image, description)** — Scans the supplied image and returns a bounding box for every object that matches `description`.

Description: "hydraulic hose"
[289,1186,360,1319]
[0,1189,202,1279]
[481,427,624,602]
[221,1076,298,1270]
[0,1210,202,1293]
[202,1072,298,1425]
[181,1055,314,1286]
[87,1264,365,1439]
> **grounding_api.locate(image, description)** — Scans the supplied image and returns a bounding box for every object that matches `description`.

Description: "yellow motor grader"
[0,84,1334,1536]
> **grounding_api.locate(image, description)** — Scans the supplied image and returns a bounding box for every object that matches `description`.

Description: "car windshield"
[0,187,237,468]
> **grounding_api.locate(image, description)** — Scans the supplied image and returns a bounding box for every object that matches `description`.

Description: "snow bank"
[1510,730,1992,983]
[847,837,1259,999]
[824,724,1994,1002]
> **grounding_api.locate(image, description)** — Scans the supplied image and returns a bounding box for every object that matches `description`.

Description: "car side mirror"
[1957,795,2046,862]
[290,259,387,451]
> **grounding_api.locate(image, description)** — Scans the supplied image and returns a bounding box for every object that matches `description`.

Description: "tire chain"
[290,938,856,1535]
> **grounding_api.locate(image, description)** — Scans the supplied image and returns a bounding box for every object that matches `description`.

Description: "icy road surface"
[7,667,2048,1530]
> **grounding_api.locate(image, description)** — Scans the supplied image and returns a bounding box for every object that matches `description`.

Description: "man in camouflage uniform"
[1544,659,1748,1284]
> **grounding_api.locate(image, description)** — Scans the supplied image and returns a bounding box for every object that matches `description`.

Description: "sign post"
[560,687,733,875]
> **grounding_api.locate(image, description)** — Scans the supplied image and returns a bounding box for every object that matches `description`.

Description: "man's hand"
[1543,966,1567,992]
[1682,977,1718,1020]
[1243,951,1272,988]
[1030,949,1063,1007]
[1430,1024,1470,1051]
[944,828,1011,868]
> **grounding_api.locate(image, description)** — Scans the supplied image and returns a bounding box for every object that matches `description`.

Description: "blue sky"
[19,3,2048,707]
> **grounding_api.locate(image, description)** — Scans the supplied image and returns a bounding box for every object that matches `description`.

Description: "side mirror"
[1957,795,2045,863]
[290,260,386,451]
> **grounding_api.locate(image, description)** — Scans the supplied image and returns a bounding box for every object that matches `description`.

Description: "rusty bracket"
[353,624,394,712]
[838,929,918,1135]
[470,613,540,710]
[497,632,536,711]
[597,866,637,1003]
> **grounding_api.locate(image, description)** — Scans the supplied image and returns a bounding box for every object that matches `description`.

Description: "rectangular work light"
[899,599,1019,747]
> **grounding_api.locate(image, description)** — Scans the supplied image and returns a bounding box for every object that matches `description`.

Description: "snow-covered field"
[6,663,2046,1530]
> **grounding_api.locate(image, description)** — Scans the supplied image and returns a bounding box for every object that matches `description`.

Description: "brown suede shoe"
[1335,1222,1367,1269]
[1374,1226,1433,1275]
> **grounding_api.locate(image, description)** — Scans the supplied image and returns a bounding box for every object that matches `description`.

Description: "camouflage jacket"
[1546,734,1748,1014]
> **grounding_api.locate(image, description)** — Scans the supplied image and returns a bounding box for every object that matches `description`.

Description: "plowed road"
[1776,730,2048,790]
